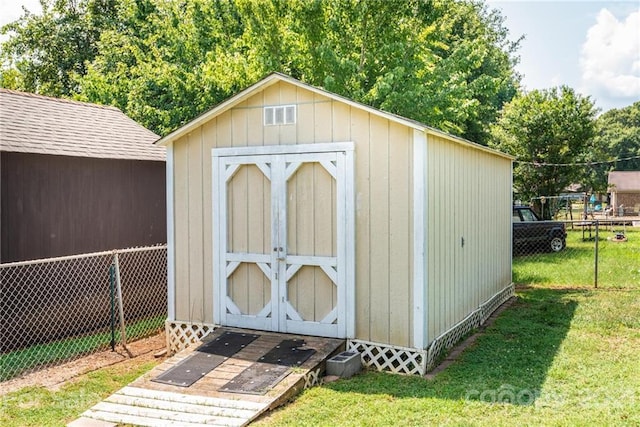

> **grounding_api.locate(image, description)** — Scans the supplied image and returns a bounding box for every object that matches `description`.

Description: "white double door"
[213,145,352,338]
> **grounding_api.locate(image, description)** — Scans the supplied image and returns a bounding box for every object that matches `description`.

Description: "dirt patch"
[0,333,167,396]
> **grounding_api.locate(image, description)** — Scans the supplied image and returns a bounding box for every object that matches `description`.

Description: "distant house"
[608,171,640,216]
[0,89,167,262]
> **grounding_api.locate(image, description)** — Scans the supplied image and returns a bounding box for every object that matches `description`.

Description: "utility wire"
[514,154,640,167]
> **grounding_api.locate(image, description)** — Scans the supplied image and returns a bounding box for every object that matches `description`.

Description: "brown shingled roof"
[608,171,640,192]
[0,88,164,161]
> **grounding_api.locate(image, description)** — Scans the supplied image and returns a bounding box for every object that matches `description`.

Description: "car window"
[520,209,537,221]
[513,211,522,222]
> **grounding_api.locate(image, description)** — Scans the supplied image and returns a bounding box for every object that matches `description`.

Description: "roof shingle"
[0,89,164,161]
[608,171,640,192]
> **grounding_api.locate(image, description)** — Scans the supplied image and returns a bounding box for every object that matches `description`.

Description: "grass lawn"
[257,286,640,426]
[0,360,158,426]
[514,227,640,288]
[2,285,638,426]
[2,233,638,426]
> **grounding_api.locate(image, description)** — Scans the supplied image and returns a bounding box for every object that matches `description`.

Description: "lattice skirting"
[304,367,323,389]
[425,283,514,372]
[165,321,217,354]
[347,340,427,375]
[348,284,514,376]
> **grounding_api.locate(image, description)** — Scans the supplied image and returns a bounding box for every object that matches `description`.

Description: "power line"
[514,154,640,167]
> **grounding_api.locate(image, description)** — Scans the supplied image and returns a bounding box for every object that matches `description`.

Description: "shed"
[0,89,167,262]
[608,171,640,216]
[158,73,513,374]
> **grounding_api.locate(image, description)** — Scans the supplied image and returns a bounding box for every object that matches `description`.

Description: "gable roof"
[0,89,164,161]
[608,171,640,192]
[155,72,512,160]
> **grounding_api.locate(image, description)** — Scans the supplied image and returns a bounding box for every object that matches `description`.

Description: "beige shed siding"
[425,133,511,341]
[170,81,416,345]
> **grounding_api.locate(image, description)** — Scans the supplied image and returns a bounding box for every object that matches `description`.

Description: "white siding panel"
[173,137,190,321]
[388,122,411,347]
[187,131,205,322]
[351,107,372,341]
[426,134,512,340]
[202,120,217,323]
[368,115,390,344]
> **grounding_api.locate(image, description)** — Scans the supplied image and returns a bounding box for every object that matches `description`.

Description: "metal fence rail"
[513,220,639,289]
[0,245,167,381]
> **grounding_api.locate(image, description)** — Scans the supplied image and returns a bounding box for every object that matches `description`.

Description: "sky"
[487,0,640,112]
[1,0,639,113]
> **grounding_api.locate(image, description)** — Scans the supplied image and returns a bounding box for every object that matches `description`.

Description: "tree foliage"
[489,86,598,217]
[595,102,640,172]
[0,0,118,97]
[1,0,520,141]
[578,101,640,194]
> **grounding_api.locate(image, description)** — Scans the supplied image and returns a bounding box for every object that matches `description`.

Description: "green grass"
[0,315,164,381]
[0,360,159,427]
[514,228,640,288]
[2,241,639,426]
[256,286,640,426]
[2,287,639,426]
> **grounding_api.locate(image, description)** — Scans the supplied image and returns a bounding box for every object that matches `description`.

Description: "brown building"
[0,89,166,262]
[608,171,640,216]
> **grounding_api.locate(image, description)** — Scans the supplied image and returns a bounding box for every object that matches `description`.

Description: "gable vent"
[264,105,296,126]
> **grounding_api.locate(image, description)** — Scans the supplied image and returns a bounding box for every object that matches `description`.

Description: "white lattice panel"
[304,368,322,389]
[348,340,427,375]
[425,310,483,372]
[346,285,515,376]
[165,321,216,354]
[480,284,514,324]
[425,284,515,372]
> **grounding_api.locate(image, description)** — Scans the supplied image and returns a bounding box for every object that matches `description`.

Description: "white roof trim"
[155,72,514,160]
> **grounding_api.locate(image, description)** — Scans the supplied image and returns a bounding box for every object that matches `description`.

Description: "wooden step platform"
[73,328,345,426]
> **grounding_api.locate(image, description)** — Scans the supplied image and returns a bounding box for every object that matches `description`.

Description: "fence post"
[109,264,116,352]
[594,221,599,289]
[113,252,133,357]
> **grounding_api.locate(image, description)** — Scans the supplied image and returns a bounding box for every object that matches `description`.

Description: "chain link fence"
[513,218,640,289]
[0,245,167,381]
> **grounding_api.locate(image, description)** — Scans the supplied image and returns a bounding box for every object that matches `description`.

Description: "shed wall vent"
[264,105,296,126]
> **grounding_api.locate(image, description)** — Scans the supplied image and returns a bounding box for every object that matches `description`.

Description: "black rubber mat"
[220,339,316,395]
[219,363,290,395]
[198,331,260,356]
[152,331,259,387]
[258,339,316,367]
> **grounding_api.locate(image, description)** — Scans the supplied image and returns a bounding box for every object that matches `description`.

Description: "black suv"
[513,206,567,253]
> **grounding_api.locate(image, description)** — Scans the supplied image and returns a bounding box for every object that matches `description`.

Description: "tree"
[2,0,521,140]
[489,86,598,218]
[564,102,640,196]
[0,0,118,97]
[596,102,640,172]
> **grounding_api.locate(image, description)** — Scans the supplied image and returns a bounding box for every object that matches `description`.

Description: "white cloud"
[580,8,640,101]
[0,0,42,43]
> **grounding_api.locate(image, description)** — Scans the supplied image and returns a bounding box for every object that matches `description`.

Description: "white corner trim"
[211,151,222,325]
[166,142,176,321]
[413,130,427,349]
[345,148,356,338]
